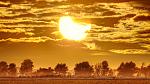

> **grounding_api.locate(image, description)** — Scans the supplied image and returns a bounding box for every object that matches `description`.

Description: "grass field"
[0,78,150,84]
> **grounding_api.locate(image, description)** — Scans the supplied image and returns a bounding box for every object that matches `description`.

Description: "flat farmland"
[0,78,150,84]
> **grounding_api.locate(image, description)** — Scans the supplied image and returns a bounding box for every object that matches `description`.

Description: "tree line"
[0,59,150,78]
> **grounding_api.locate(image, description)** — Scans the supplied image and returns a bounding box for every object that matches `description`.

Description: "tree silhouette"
[117,61,137,77]
[108,69,114,77]
[141,64,150,78]
[54,63,68,76]
[0,61,8,77]
[74,62,94,77]
[20,59,34,76]
[8,63,17,77]
[101,61,109,76]
[145,65,150,77]
[95,63,102,77]
[0,59,150,78]
[117,62,125,76]
[35,67,54,77]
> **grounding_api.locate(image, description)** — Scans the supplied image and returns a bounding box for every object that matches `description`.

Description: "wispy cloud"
[0,28,34,36]
[0,36,56,43]
[110,49,150,54]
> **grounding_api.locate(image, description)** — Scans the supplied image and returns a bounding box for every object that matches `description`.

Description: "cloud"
[0,1,10,7]
[141,44,150,50]
[38,0,67,2]
[84,40,146,51]
[134,0,150,12]
[134,15,150,21]
[135,34,150,38]
[0,28,34,35]
[0,32,31,39]
[81,16,123,27]
[133,38,150,44]
[67,0,137,3]
[0,36,56,43]
[83,42,97,50]
[0,28,34,39]
[103,31,135,39]
[0,13,37,19]
[137,29,150,34]
[110,49,150,54]
[102,11,118,16]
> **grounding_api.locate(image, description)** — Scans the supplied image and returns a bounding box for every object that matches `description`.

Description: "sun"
[59,16,91,41]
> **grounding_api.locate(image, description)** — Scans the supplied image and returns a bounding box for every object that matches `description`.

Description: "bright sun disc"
[59,16,91,41]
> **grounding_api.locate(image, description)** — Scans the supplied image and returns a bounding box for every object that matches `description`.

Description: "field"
[0,78,150,84]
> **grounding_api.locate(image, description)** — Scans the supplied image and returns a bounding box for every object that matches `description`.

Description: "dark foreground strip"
[0,78,149,81]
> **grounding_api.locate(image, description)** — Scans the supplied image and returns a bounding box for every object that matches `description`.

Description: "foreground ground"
[0,78,150,84]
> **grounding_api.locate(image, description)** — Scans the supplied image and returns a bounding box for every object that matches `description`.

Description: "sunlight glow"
[59,16,91,41]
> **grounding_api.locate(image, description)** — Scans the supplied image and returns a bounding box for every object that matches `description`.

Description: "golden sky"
[0,0,150,69]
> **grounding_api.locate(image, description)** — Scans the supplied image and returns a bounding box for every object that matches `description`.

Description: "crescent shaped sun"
[59,16,91,41]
